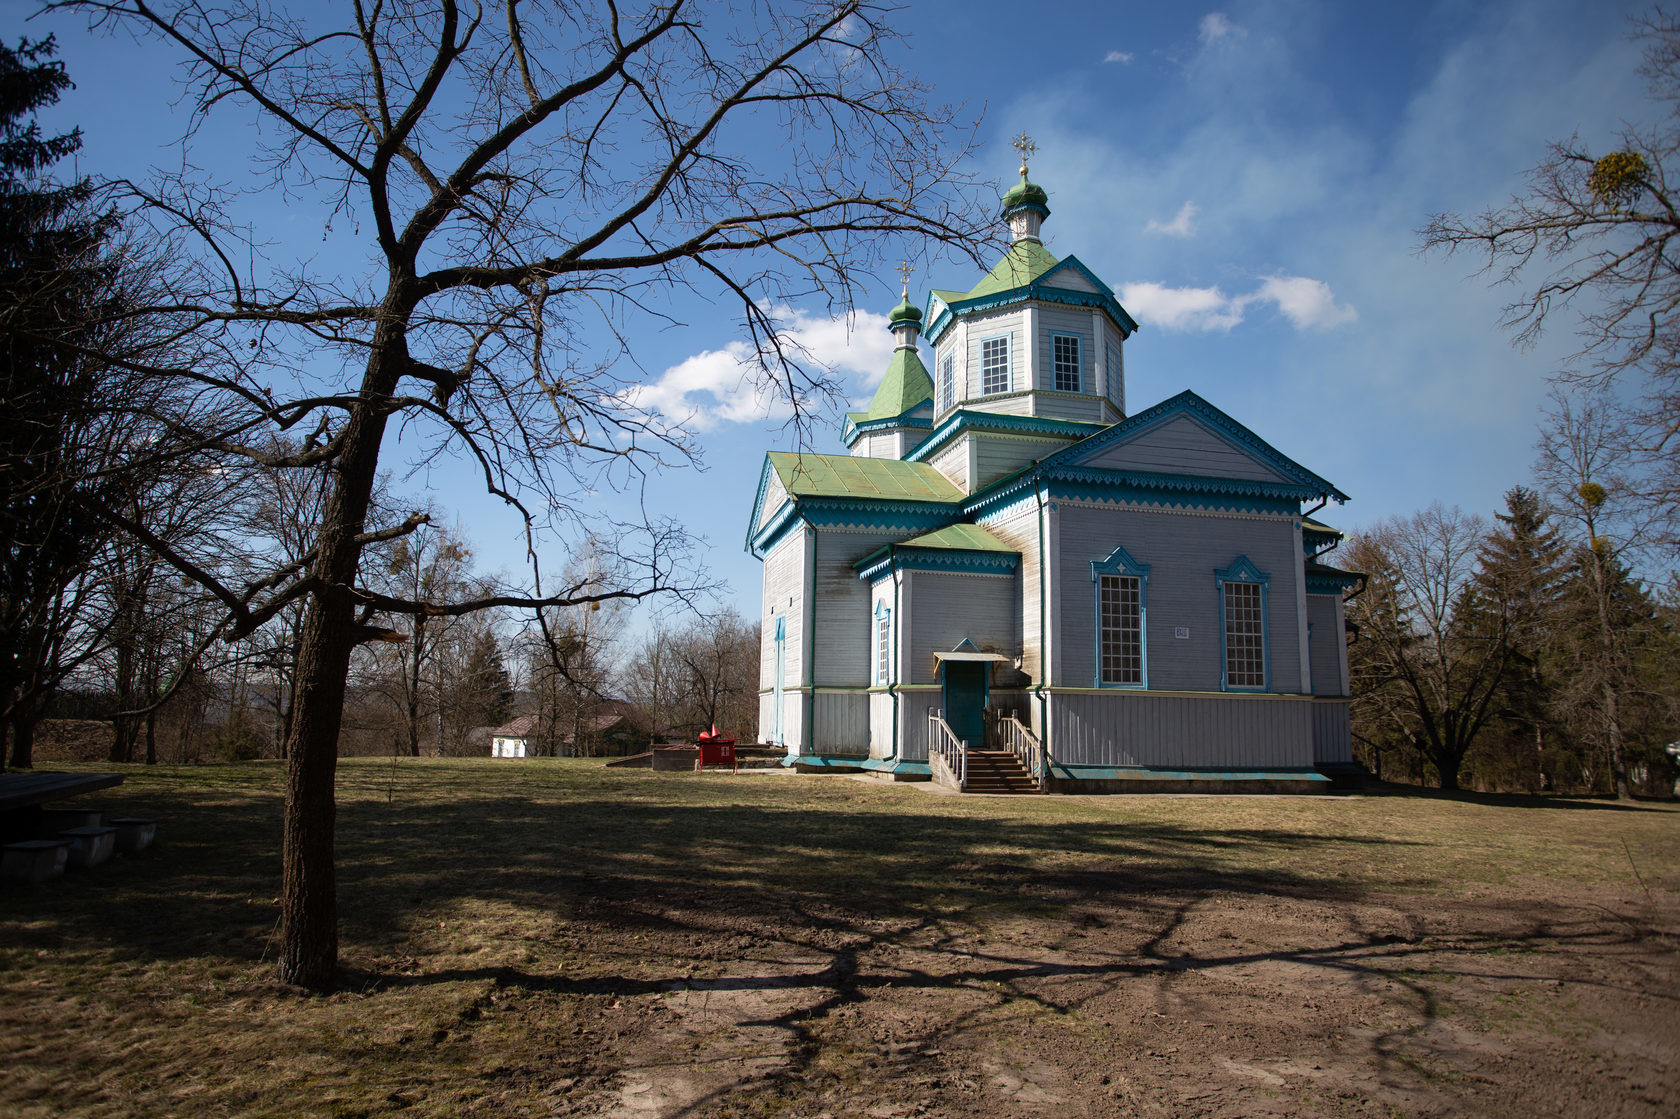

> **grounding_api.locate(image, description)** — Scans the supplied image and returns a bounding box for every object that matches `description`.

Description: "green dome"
[1001,172,1049,217]
[888,294,923,325]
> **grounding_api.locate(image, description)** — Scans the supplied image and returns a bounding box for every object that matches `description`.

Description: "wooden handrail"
[927,709,967,791]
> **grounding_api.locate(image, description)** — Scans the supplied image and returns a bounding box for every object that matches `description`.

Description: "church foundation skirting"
[1043,765,1331,795]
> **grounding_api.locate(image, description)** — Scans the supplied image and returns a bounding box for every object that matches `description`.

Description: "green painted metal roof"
[899,524,1015,553]
[1302,517,1343,536]
[767,452,963,503]
[858,348,934,423]
[966,240,1061,299]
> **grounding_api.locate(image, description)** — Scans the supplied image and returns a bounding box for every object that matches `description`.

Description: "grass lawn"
[2,758,1676,1118]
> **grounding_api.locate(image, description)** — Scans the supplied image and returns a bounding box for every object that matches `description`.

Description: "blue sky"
[23,0,1661,626]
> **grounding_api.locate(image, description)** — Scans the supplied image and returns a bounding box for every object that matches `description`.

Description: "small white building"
[490,715,537,758]
[748,151,1361,793]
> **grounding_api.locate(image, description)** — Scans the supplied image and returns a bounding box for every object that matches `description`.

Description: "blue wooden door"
[941,662,987,746]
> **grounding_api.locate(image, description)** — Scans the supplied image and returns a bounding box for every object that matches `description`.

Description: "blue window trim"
[1215,555,1271,692]
[772,615,786,746]
[1052,332,1082,394]
[1091,545,1149,689]
[978,332,1011,396]
[1105,341,1121,407]
[873,599,892,685]
[939,351,955,413]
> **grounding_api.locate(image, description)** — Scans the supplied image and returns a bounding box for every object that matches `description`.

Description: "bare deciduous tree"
[50,0,991,986]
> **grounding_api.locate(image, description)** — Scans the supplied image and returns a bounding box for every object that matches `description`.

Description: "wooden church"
[746,143,1361,793]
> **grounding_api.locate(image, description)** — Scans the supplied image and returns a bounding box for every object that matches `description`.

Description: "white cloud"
[1103,50,1134,64]
[1253,274,1358,330]
[620,306,896,431]
[1120,275,1355,333]
[1121,282,1247,332]
[1145,201,1199,237]
[1198,13,1244,43]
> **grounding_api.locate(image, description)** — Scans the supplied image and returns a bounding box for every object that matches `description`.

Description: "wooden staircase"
[962,749,1040,794]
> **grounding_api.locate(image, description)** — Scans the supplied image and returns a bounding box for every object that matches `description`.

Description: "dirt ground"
[507,814,1679,1118]
[2,761,1676,1118]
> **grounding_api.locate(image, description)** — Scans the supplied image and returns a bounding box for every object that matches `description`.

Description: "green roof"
[888,295,922,323]
[899,524,1015,553]
[767,452,962,503]
[966,240,1061,300]
[1001,172,1049,215]
[856,348,933,423]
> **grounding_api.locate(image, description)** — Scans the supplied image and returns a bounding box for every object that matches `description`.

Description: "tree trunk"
[9,713,35,770]
[144,710,157,766]
[275,313,407,990]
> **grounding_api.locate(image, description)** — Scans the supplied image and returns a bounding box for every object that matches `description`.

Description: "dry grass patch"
[1,758,1676,1118]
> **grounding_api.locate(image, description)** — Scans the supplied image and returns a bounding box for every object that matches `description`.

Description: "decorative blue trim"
[1305,570,1362,595]
[1091,545,1149,689]
[1036,390,1347,503]
[842,412,934,447]
[1215,555,1271,693]
[965,465,1309,524]
[855,546,1020,583]
[745,455,780,555]
[904,410,1105,464]
[923,265,1139,346]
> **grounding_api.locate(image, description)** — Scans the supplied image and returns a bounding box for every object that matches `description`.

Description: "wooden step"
[962,750,1038,793]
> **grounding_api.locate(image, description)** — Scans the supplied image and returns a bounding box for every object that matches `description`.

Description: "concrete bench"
[39,807,103,833]
[59,825,117,869]
[3,839,71,884]
[108,818,156,855]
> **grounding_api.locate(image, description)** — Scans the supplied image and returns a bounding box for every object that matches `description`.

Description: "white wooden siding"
[904,570,1020,685]
[1053,504,1306,692]
[1040,267,1099,294]
[813,527,909,687]
[1037,306,1093,392]
[1306,595,1345,696]
[813,691,870,753]
[930,440,969,490]
[1030,393,1110,423]
[1078,415,1288,482]
[1311,699,1352,764]
[971,434,1073,492]
[963,309,1024,399]
[760,529,806,689]
[1050,691,1315,768]
[758,473,788,528]
[983,503,1043,681]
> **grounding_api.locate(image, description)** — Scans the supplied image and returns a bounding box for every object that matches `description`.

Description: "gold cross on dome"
[896,260,914,296]
[1012,132,1036,175]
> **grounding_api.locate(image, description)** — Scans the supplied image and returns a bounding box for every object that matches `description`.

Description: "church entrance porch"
[938,661,987,747]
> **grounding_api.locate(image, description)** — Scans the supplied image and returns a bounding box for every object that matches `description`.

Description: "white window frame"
[1092,545,1149,688]
[979,334,1011,395]
[874,600,891,685]
[1052,333,1082,393]
[939,351,955,413]
[1216,556,1270,691]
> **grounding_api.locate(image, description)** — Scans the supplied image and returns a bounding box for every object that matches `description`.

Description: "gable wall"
[1039,267,1099,294]
[760,527,807,690]
[1080,415,1290,483]
[1054,503,1306,692]
[903,570,1021,686]
[758,472,788,529]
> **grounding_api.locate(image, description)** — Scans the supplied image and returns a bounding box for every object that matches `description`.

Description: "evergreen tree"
[1471,486,1567,790]
[0,37,123,769]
